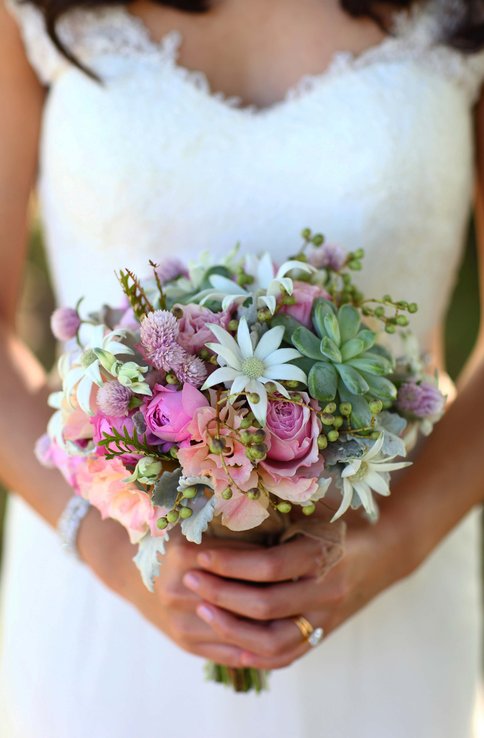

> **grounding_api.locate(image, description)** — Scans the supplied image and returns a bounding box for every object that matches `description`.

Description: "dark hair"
[28,0,484,79]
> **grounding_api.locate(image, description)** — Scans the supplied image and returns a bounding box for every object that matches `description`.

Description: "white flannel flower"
[201,317,307,425]
[63,324,134,415]
[200,253,315,314]
[334,434,411,522]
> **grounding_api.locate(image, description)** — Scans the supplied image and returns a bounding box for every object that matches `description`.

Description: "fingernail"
[197,604,215,623]
[197,553,211,567]
[183,573,200,590]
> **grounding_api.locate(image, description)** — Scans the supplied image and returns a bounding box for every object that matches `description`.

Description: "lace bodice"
[6,0,484,349]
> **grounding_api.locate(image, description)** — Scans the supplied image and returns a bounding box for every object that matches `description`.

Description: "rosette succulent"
[285,299,397,427]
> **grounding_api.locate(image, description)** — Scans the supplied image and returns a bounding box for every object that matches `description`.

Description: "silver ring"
[293,616,324,648]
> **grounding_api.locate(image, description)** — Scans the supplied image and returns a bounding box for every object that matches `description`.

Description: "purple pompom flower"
[50,307,81,341]
[176,355,208,389]
[97,381,133,417]
[397,381,445,419]
[156,259,188,284]
[308,243,347,272]
[140,310,186,372]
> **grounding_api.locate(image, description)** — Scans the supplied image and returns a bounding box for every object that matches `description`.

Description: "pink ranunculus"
[91,412,141,464]
[259,468,321,504]
[176,304,232,354]
[142,383,208,449]
[76,456,164,543]
[261,393,321,477]
[279,281,329,328]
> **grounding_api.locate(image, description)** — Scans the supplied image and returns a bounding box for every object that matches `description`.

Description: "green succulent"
[284,299,397,427]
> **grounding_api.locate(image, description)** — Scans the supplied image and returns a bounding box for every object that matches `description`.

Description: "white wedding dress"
[1,1,483,735]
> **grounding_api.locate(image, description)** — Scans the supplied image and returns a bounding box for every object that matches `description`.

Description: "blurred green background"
[0,222,481,560]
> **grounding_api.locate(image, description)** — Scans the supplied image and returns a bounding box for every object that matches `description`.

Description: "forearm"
[0,321,74,528]
[386,340,484,569]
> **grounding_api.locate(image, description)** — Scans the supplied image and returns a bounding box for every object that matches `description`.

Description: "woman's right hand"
[77,507,252,667]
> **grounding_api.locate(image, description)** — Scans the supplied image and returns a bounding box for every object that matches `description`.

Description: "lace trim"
[7,0,484,106]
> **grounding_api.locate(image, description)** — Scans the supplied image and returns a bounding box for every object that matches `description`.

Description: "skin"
[0,0,483,671]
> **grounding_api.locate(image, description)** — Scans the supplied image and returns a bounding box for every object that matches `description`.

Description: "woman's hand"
[182,505,419,671]
[77,507,259,668]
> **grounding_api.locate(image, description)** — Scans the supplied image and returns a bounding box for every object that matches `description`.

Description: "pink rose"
[280,281,329,328]
[176,304,231,354]
[35,435,83,490]
[261,393,321,477]
[142,383,208,448]
[91,412,140,465]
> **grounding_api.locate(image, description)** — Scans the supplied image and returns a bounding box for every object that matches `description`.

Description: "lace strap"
[6,0,71,85]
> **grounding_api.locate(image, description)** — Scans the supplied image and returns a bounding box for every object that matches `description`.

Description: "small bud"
[257,309,272,322]
[333,416,344,429]
[166,510,179,524]
[327,430,340,442]
[182,486,198,499]
[369,400,384,415]
[240,414,254,429]
[371,431,381,440]
[348,260,362,271]
[285,380,300,390]
[209,437,226,454]
[246,444,267,461]
[169,446,178,460]
[282,295,297,306]
[171,306,184,319]
[302,503,316,516]
[301,227,312,240]
[179,506,193,520]
[247,488,261,501]
[383,294,392,302]
[374,306,385,319]
[317,435,328,450]
[222,488,233,500]
[339,402,352,417]
[321,414,335,426]
[165,372,178,385]
[240,430,255,445]
[312,234,325,247]
[251,430,266,444]
[385,324,396,334]
[247,393,260,404]
[408,303,418,314]
[397,301,408,310]
[396,315,409,327]
[199,348,211,360]
[264,382,278,393]
[157,516,168,530]
[323,402,337,414]
[50,306,81,342]
[276,502,292,514]
[353,248,365,259]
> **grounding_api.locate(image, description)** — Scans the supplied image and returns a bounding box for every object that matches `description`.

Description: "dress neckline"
[115,3,424,116]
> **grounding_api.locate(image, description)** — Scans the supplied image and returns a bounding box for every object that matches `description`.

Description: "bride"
[0,0,483,735]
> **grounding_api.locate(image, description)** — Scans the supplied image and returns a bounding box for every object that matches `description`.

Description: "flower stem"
[205,661,269,694]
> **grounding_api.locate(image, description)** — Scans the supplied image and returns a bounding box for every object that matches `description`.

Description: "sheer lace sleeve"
[5,0,70,85]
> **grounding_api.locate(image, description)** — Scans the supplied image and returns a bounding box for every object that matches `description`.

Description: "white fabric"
[1,0,483,735]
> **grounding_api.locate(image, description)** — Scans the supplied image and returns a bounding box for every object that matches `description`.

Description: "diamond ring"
[293,616,324,648]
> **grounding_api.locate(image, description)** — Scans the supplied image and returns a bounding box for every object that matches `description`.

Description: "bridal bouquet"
[38,229,445,692]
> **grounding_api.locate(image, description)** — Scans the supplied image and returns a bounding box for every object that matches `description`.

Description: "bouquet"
[38,229,445,692]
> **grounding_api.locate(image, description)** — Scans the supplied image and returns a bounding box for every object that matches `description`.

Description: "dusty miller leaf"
[181,496,217,544]
[133,533,169,592]
[152,469,182,509]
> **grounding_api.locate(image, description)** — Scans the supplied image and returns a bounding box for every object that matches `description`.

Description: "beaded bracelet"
[57,496,91,560]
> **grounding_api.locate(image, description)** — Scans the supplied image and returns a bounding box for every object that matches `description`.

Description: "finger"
[196,603,300,658]
[184,570,318,620]
[189,642,246,668]
[196,536,327,583]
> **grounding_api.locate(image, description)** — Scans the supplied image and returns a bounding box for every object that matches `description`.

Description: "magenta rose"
[91,412,140,465]
[261,393,321,477]
[279,281,329,328]
[176,304,231,354]
[142,383,208,449]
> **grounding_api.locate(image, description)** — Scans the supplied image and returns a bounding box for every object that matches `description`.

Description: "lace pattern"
[6,0,484,104]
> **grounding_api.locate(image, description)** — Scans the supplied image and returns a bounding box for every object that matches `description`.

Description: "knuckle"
[160,582,185,609]
[260,557,282,581]
[252,598,275,620]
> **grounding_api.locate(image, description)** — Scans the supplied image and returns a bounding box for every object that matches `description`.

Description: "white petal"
[237,318,254,359]
[365,470,390,496]
[260,379,290,398]
[254,325,284,360]
[247,379,268,426]
[263,364,307,383]
[201,366,240,390]
[354,481,378,519]
[77,375,94,415]
[85,361,103,386]
[371,460,412,473]
[264,348,301,366]
[363,433,385,460]
[210,275,248,296]
[106,341,134,356]
[207,323,241,357]
[276,260,315,279]
[230,374,249,398]
[341,459,362,478]
[206,344,242,370]
[331,478,354,522]
[258,295,277,314]
[257,253,276,289]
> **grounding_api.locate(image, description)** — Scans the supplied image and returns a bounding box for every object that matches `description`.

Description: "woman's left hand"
[182,504,420,671]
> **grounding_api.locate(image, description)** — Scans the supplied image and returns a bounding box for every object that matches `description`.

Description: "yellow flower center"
[352,461,369,481]
[241,357,266,380]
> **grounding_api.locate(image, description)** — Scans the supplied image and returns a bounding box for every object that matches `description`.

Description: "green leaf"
[338,384,372,428]
[323,312,341,347]
[335,364,369,395]
[133,533,169,592]
[292,326,325,360]
[320,336,343,364]
[364,374,398,402]
[152,469,183,509]
[271,314,304,343]
[338,304,361,342]
[311,299,336,338]
[181,496,217,544]
[340,338,365,362]
[357,329,376,352]
[308,362,338,402]
[350,354,393,376]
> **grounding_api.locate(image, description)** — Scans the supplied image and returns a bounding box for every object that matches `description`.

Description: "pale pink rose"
[91,412,140,464]
[76,456,164,543]
[261,393,321,477]
[214,486,270,531]
[142,384,208,449]
[279,281,329,328]
[259,468,320,504]
[35,435,83,490]
[176,304,232,354]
